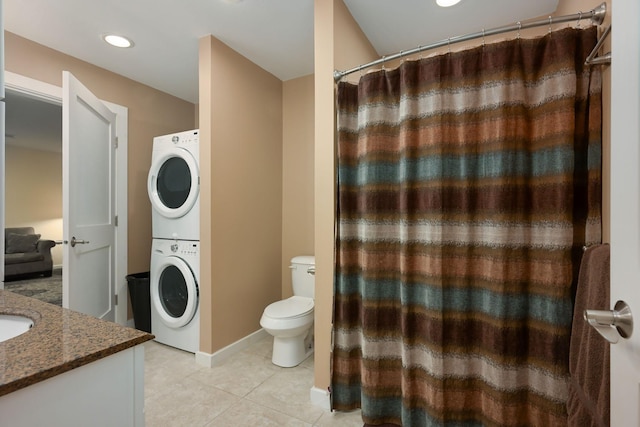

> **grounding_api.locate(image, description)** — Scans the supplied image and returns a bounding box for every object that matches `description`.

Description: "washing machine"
[150,238,200,353]
[148,129,200,241]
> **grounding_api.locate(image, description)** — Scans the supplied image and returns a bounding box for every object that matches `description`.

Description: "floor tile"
[299,351,315,371]
[144,335,334,426]
[145,376,239,427]
[206,399,312,427]
[245,365,325,424]
[243,335,274,359]
[189,349,281,397]
[144,341,202,398]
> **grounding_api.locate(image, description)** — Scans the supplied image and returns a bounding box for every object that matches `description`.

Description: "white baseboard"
[310,386,331,411]
[195,328,269,368]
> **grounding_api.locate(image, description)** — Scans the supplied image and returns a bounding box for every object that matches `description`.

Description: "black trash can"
[126,272,151,333]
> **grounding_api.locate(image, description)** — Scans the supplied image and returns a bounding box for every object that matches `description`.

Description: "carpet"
[4,269,63,306]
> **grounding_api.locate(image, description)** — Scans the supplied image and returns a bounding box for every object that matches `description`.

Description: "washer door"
[151,255,198,328]
[148,147,199,218]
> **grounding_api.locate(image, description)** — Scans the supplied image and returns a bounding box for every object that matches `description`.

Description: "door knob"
[70,236,90,248]
[584,300,633,344]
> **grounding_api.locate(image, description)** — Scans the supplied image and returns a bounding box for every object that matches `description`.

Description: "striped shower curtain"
[331,27,602,426]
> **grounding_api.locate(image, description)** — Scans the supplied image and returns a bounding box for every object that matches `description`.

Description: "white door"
[62,71,116,321]
[609,0,640,424]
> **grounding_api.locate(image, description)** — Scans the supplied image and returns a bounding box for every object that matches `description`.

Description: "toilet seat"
[264,296,314,319]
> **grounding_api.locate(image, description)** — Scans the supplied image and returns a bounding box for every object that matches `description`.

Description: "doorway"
[5,89,63,270]
[2,71,129,325]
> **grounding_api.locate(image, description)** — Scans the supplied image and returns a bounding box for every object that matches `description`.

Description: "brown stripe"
[334,303,570,369]
[338,181,600,219]
[349,363,568,425]
[336,244,574,298]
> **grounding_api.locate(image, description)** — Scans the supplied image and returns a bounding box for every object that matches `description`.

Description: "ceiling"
[3,0,562,151]
[3,0,560,105]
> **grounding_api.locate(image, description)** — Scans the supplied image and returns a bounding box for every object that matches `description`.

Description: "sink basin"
[0,314,34,343]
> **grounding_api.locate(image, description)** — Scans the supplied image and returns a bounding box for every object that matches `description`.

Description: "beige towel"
[567,244,610,427]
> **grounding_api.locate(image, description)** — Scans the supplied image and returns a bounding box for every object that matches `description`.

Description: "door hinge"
[115,294,119,305]
[115,136,119,149]
[114,215,118,227]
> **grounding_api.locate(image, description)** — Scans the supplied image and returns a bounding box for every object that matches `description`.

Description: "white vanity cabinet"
[0,345,146,427]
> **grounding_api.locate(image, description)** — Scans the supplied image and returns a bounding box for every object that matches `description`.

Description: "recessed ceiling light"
[102,34,134,48]
[436,0,462,7]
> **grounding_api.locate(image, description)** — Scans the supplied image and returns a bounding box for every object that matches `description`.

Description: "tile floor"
[144,336,363,426]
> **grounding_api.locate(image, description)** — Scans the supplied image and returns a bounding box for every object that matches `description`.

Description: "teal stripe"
[335,274,572,325]
[338,146,577,186]
[331,381,362,410]
[361,393,485,426]
[361,395,401,422]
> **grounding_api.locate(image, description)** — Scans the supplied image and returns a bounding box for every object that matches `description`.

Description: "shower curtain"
[331,26,602,427]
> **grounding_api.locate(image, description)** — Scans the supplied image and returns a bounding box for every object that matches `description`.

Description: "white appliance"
[148,129,200,241]
[150,238,200,353]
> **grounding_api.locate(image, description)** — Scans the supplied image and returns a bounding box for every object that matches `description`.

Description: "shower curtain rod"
[334,2,608,82]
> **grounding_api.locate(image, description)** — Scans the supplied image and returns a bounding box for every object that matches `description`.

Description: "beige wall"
[312,0,611,391]
[282,75,315,297]
[313,0,379,391]
[199,36,283,353]
[5,145,63,266]
[4,32,197,275]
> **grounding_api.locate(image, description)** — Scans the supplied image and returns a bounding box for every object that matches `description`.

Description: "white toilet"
[260,256,315,367]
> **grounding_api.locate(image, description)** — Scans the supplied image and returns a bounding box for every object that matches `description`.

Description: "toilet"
[260,256,315,367]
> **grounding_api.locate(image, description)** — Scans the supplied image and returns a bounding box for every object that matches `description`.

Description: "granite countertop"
[0,289,154,397]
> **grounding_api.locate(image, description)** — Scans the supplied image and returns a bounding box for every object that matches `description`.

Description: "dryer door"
[148,147,199,218]
[151,255,198,328]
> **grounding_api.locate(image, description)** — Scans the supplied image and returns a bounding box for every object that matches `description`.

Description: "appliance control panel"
[171,241,199,255]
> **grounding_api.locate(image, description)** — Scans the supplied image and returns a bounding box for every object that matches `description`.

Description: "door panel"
[62,71,116,321]
[610,0,640,424]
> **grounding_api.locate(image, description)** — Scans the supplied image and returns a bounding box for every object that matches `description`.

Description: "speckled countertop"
[0,289,154,397]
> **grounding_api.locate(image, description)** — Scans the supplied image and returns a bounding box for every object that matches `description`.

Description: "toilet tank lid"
[291,255,315,265]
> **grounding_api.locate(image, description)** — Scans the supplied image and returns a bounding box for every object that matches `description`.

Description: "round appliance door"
[148,147,199,218]
[151,256,199,328]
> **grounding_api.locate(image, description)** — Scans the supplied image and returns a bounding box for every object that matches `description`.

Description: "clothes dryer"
[150,238,200,353]
[148,129,199,241]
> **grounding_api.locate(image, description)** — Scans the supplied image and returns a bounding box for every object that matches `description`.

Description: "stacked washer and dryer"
[147,129,200,353]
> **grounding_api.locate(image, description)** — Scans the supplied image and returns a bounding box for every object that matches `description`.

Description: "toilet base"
[271,331,314,368]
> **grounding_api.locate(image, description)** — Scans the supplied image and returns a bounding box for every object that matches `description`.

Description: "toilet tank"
[291,256,315,298]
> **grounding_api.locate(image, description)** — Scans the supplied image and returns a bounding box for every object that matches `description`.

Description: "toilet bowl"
[260,296,314,367]
[260,256,315,367]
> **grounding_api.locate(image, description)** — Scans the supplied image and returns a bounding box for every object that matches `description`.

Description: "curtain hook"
[517,21,521,39]
[577,11,582,28]
[482,29,486,47]
[400,50,404,64]
[447,37,451,54]
[548,16,553,34]
[382,55,386,70]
